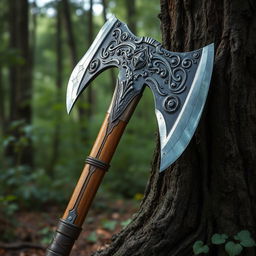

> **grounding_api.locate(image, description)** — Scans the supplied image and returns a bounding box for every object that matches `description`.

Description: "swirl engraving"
[89,58,100,73]
[86,20,201,119]
[163,96,180,113]
[182,58,192,68]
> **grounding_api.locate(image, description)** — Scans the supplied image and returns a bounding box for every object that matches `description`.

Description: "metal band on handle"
[85,156,110,171]
[46,219,82,256]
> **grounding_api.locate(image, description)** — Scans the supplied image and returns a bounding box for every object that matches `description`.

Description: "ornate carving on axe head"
[66,15,214,171]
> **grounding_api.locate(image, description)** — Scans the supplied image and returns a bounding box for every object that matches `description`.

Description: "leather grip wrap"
[46,219,82,256]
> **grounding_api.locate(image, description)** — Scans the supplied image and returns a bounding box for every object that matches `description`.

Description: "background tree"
[94,0,256,255]
[125,0,136,35]
[0,1,7,134]
[48,0,63,175]
[62,0,77,67]
[6,0,33,167]
[87,0,94,117]
[102,0,116,90]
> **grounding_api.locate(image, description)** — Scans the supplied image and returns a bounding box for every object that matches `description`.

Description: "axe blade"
[66,16,214,172]
[66,15,118,113]
[157,44,214,171]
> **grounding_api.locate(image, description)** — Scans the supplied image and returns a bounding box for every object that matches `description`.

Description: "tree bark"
[7,0,33,167]
[101,0,116,91]
[62,0,89,140]
[47,0,63,176]
[0,3,6,134]
[8,0,18,125]
[125,0,137,35]
[30,0,37,74]
[92,0,256,256]
[102,0,107,22]
[87,0,94,117]
[62,0,77,67]
[0,67,5,134]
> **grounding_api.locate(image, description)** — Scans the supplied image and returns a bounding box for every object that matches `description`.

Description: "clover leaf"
[211,233,228,245]
[193,240,209,255]
[225,241,243,256]
[234,230,256,247]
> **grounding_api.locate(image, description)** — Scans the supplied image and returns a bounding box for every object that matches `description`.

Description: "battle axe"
[46,16,214,256]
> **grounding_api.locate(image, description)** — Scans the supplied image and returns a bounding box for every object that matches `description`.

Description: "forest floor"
[0,199,139,256]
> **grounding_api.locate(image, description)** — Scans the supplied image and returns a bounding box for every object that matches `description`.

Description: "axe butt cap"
[46,219,82,256]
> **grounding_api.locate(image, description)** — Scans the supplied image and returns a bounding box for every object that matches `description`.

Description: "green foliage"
[3,121,34,157]
[193,241,209,255]
[193,230,256,255]
[87,231,98,243]
[101,220,118,231]
[0,118,69,207]
[0,165,68,207]
[234,230,256,247]
[120,218,132,228]
[0,195,18,241]
[225,242,243,256]
[0,195,18,216]
[211,233,228,245]
[0,48,25,67]
[39,227,53,245]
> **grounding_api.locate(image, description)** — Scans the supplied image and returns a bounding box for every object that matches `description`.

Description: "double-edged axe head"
[66,15,214,171]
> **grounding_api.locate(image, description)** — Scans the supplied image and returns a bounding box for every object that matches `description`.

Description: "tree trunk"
[30,0,37,74]
[62,0,88,140]
[125,0,137,35]
[0,3,6,134]
[0,67,5,134]
[87,0,94,117]
[7,0,33,167]
[47,0,63,176]
[101,0,116,91]
[62,0,77,67]
[102,0,107,22]
[8,0,18,126]
[93,0,256,256]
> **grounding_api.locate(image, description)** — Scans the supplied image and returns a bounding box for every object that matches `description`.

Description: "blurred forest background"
[0,0,161,254]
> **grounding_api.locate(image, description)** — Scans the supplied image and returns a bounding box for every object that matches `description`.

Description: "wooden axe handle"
[46,94,141,256]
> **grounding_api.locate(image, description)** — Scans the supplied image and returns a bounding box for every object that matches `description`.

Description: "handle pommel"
[46,219,82,256]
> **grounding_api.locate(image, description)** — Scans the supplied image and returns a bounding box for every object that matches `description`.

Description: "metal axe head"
[66,15,214,172]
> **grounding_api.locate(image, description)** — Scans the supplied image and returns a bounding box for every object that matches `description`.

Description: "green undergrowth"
[193,231,256,256]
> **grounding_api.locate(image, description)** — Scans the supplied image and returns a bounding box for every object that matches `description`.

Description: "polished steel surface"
[158,44,214,171]
[66,15,117,113]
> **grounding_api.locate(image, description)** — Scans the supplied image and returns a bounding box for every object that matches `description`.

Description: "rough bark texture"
[92,0,256,255]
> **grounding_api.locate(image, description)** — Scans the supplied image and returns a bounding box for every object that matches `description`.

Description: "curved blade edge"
[158,43,214,172]
[66,15,117,114]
